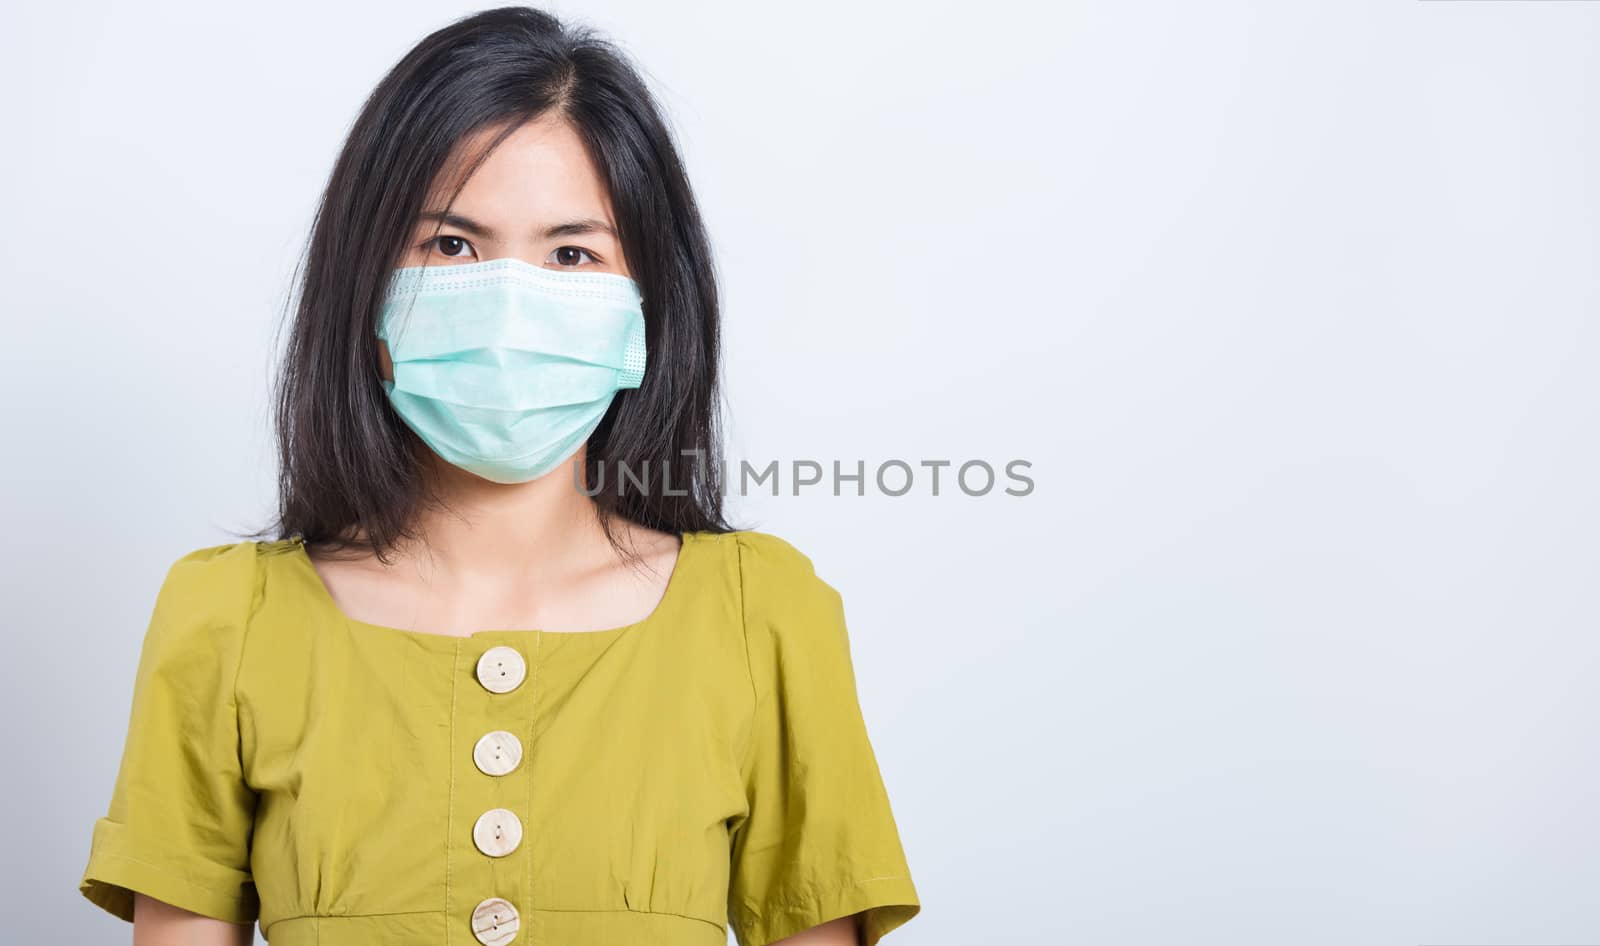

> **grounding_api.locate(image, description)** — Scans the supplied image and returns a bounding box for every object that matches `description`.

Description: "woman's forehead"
[423,115,616,228]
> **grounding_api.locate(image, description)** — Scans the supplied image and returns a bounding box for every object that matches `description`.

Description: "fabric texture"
[78,530,920,946]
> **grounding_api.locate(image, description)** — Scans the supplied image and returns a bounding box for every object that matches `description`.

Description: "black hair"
[243,5,730,564]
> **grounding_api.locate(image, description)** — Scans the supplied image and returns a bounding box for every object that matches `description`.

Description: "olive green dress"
[77,530,919,945]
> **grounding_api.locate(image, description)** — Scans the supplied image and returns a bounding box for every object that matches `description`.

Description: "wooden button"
[475,645,526,694]
[473,730,523,776]
[471,897,519,945]
[473,807,523,857]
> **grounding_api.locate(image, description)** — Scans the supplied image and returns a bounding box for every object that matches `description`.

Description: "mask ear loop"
[618,319,648,390]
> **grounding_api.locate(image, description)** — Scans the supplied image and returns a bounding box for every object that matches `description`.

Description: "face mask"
[375,256,647,484]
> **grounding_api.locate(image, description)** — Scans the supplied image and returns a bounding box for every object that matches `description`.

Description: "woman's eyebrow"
[417,211,615,240]
[543,217,616,239]
[418,210,496,238]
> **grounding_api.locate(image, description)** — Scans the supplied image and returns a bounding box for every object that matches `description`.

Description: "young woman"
[76,7,919,946]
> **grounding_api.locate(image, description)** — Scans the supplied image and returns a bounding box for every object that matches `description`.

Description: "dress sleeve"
[78,540,261,925]
[728,531,920,946]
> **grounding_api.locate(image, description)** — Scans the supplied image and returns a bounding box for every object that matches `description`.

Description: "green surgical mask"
[375,257,647,484]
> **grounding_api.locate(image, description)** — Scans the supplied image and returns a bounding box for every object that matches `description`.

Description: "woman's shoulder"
[692,528,833,588]
[691,528,846,630]
[158,539,260,591]
[122,540,274,684]
[147,539,281,629]
[688,525,838,598]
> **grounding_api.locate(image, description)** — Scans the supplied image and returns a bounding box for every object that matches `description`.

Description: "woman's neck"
[401,449,620,585]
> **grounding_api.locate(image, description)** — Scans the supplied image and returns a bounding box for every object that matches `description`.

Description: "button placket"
[464,643,530,943]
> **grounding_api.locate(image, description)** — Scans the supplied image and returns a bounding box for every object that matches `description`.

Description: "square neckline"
[285,530,697,647]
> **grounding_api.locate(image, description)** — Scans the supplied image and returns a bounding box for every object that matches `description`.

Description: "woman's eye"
[428,235,475,259]
[550,246,597,267]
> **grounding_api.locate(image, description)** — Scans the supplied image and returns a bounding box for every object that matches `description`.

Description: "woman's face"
[378,113,628,382]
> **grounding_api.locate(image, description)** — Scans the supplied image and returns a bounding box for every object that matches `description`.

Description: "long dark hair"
[245,6,729,564]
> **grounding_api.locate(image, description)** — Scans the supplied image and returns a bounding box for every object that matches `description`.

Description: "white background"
[4,1,1597,943]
